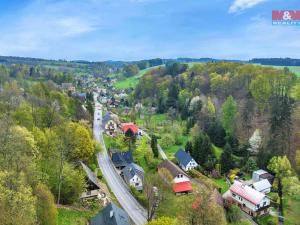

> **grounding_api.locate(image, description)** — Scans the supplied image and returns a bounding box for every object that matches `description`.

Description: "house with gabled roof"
[80,162,101,199]
[121,123,140,136]
[252,179,271,194]
[175,148,198,171]
[102,112,120,136]
[223,181,270,217]
[122,163,144,191]
[111,151,133,169]
[89,202,130,225]
[252,169,274,184]
[157,160,192,195]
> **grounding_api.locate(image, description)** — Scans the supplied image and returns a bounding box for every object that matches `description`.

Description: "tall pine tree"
[151,135,159,158]
[220,143,233,174]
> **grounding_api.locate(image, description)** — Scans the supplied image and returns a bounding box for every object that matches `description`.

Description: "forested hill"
[250,58,300,66]
[134,62,300,167]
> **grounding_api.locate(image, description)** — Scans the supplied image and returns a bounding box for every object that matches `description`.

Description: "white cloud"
[229,0,269,14]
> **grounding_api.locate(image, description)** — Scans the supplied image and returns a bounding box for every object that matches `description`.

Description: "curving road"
[93,94,147,225]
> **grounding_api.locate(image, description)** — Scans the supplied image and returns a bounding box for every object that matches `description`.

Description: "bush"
[160,134,175,149]
[226,205,242,223]
[35,183,58,225]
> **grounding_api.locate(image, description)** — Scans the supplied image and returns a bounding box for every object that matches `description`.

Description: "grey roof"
[111,151,133,168]
[253,179,271,192]
[80,162,101,189]
[157,159,188,178]
[102,112,113,124]
[90,202,130,225]
[175,148,195,167]
[122,163,144,183]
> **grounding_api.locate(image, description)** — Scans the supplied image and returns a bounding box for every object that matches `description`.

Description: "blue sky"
[0,0,299,61]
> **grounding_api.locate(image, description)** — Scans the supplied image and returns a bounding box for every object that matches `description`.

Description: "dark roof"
[157,160,187,178]
[80,162,101,189]
[90,202,130,225]
[175,148,195,167]
[122,163,144,183]
[111,151,133,168]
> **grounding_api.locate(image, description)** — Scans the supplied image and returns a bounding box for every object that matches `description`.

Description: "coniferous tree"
[151,135,159,158]
[191,132,213,165]
[220,143,233,174]
[185,141,193,154]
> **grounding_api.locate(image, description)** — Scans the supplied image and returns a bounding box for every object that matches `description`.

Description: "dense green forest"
[0,64,97,224]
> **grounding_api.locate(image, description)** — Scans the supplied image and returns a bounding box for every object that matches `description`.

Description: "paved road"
[93,94,147,225]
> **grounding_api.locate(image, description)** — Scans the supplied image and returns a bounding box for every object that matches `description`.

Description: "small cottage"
[102,112,119,136]
[157,160,192,195]
[175,148,198,171]
[80,162,101,199]
[121,123,140,136]
[122,163,144,191]
[252,169,274,184]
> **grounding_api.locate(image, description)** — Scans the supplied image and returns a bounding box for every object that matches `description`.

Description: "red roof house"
[121,123,139,135]
[173,181,193,195]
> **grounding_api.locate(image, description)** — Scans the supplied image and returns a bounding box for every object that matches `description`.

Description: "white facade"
[128,174,143,191]
[104,120,118,136]
[180,160,198,171]
[173,173,190,183]
[230,191,270,212]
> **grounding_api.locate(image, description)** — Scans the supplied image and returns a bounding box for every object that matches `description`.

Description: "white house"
[122,163,144,191]
[102,112,119,136]
[157,160,192,195]
[252,169,274,184]
[252,179,272,194]
[225,181,270,217]
[175,148,198,171]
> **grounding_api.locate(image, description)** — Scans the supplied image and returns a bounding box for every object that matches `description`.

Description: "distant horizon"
[0,0,299,61]
[1,54,299,63]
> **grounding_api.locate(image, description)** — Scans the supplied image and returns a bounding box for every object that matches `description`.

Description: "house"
[121,123,140,136]
[61,83,75,92]
[102,112,119,136]
[80,162,101,199]
[157,160,192,195]
[89,202,130,225]
[252,179,271,194]
[223,181,270,217]
[111,151,133,169]
[175,148,198,171]
[252,170,274,184]
[122,163,144,191]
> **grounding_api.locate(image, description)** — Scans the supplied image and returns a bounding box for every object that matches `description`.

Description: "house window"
[135,183,139,186]
[263,202,266,206]
[232,193,236,197]
[256,204,260,208]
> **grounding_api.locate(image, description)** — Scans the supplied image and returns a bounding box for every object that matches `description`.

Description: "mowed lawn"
[114,66,161,90]
[163,135,188,159]
[58,208,96,225]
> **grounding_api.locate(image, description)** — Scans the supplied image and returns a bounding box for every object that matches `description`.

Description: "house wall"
[174,174,190,183]
[230,191,270,212]
[185,160,198,171]
[129,175,143,190]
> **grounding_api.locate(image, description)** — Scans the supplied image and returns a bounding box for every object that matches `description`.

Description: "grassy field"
[162,135,189,159]
[114,66,160,90]
[58,208,95,225]
[212,145,223,160]
[212,178,229,194]
[257,65,300,77]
